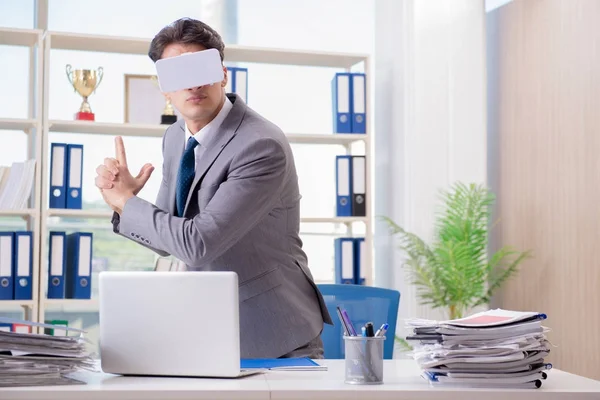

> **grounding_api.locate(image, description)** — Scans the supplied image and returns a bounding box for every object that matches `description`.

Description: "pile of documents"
[405,309,552,389]
[0,160,36,209]
[0,318,96,387]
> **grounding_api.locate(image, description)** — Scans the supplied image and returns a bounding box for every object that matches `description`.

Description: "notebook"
[240,357,327,371]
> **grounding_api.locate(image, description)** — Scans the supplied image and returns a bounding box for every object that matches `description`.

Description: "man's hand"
[95,136,154,214]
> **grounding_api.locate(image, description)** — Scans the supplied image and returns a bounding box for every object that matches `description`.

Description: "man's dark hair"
[148,18,225,62]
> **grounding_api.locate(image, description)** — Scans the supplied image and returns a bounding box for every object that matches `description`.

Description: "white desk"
[3,360,600,400]
[265,360,600,400]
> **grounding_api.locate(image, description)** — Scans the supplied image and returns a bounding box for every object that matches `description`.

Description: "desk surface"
[3,360,600,400]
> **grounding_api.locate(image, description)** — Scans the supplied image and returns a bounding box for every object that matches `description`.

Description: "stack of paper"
[0,318,96,387]
[0,160,36,209]
[405,309,552,389]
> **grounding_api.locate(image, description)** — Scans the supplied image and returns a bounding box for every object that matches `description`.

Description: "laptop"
[98,270,261,378]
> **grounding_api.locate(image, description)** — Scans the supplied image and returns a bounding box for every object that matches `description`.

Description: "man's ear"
[221,65,228,88]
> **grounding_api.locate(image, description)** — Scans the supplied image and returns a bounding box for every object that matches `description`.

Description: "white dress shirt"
[184,96,233,167]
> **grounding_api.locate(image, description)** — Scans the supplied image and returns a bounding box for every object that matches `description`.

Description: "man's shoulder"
[237,106,288,146]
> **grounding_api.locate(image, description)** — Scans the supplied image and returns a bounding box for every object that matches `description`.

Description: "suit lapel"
[166,120,186,215]
[183,94,246,214]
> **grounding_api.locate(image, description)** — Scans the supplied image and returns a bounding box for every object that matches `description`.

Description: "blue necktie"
[176,137,199,217]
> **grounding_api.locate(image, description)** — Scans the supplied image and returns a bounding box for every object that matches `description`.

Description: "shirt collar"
[185,95,233,147]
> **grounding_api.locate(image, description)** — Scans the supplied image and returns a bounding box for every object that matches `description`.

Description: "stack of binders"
[47,231,93,300]
[331,71,368,218]
[225,66,248,103]
[331,72,366,134]
[405,309,552,389]
[334,237,365,285]
[49,143,84,210]
[0,231,33,301]
[335,155,366,217]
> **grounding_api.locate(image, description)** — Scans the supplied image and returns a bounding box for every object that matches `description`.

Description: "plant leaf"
[474,248,532,307]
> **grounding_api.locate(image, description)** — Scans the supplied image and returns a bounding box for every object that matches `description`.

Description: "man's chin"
[182,109,210,121]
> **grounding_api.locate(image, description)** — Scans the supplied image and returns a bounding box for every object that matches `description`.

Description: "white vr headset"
[154,48,224,92]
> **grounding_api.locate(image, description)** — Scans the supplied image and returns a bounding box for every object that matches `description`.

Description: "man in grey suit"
[94,18,333,359]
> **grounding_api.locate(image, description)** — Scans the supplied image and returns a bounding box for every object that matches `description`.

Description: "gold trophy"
[66,64,104,121]
[151,75,177,125]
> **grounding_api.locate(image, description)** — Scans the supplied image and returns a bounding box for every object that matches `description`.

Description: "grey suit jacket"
[112,93,333,358]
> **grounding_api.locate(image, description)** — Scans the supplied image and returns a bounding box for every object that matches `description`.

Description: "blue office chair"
[317,284,400,359]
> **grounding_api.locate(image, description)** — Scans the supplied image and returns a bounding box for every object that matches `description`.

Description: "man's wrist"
[116,192,135,215]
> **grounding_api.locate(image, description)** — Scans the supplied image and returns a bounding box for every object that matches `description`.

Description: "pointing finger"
[115,136,128,168]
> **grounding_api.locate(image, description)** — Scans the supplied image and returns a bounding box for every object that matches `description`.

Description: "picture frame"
[124,73,181,125]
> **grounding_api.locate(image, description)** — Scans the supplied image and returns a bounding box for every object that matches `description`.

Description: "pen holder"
[343,335,385,385]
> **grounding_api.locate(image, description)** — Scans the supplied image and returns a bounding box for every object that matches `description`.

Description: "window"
[0,0,34,29]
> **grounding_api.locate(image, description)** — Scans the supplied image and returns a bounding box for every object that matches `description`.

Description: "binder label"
[50,235,64,277]
[51,145,65,189]
[16,235,29,277]
[337,74,350,114]
[342,240,353,283]
[337,158,350,197]
[0,237,11,278]
[353,74,365,114]
[79,236,92,277]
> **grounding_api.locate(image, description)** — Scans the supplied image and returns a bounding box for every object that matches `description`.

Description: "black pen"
[365,322,375,337]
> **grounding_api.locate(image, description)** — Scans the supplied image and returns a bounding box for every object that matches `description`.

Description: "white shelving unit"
[0,27,44,325]
[49,119,366,145]
[2,27,372,327]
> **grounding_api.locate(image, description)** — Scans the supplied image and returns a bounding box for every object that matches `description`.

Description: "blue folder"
[241,357,327,371]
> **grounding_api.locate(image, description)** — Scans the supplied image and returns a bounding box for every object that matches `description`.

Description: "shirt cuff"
[111,211,120,233]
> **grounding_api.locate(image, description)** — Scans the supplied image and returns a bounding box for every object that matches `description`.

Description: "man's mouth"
[187,94,207,102]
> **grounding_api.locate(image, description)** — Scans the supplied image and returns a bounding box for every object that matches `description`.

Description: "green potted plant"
[380,182,531,349]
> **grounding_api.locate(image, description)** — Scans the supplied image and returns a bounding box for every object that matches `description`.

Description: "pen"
[361,326,367,337]
[375,323,389,337]
[341,309,357,336]
[336,307,350,336]
[365,322,375,337]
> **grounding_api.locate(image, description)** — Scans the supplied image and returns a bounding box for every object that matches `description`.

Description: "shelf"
[224,46,367,69]
[0,300,35,309]
[47,31,366,68]
[46,209,112,219]
[0,118,37,132]
[49,120,165,137]
[0,209,38,218]
[301,217,368,224]
[287,133,367,145]
[44,299,98,313]
[0,27,41,47]
[49,120,367,144]
[45,209,366,224]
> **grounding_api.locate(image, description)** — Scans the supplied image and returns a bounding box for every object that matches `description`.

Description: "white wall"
[374,0,487,341]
